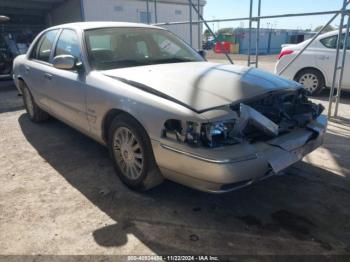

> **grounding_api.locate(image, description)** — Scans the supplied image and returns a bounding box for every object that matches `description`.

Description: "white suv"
[275,30,350,95]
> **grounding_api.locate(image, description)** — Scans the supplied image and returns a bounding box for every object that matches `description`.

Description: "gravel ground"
[1,72,350,257]
[206,51,278,73]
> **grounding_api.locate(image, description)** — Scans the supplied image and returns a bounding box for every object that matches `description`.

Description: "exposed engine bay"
[233,88,325,143]
[162,89,324,148]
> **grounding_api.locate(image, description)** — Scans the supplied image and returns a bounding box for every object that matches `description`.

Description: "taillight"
[278,50,294,60]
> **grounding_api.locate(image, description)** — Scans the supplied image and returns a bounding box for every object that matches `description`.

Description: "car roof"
[318,29,349,39]
[47,21,164,31]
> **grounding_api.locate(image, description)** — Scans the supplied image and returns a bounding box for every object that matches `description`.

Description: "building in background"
[234,28,315,55]
[79,0,206,49]
[1,0,206,50]
[211,28,315,55]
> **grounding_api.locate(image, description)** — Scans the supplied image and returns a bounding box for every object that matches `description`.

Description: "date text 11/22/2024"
[127,255,220,261]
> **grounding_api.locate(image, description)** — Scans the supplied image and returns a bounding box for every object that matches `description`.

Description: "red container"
[214,41,231,53]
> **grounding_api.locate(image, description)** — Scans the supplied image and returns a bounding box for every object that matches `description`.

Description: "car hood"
[102,62,301,112]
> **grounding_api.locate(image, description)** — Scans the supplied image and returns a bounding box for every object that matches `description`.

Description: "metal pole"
[279,10,344,75]
[80,0,85,21]
[146,0,150,24]
[154,0,158,24]
[153,10,349,26]
[198,0,201,50]
[334,14,350,117]
[189,0,193,47]
[248,0,253,66]
[328,0,348,118]
[255,0,262,68]
[188,0,233,64]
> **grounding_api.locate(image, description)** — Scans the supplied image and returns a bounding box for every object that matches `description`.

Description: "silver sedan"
[13,22,327,193]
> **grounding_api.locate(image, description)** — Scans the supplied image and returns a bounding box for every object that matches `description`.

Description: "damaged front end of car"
[162,88,325,149]
[231,88,325,142]
[160,87,327,190]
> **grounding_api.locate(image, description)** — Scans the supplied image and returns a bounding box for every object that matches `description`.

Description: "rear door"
[48,29,89,132]
[24,29,60,110]
[316,34,350,88]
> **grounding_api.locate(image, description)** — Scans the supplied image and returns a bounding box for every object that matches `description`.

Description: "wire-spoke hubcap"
[24,89,34,117]
[299,73,319,93]
[113,127,144,180]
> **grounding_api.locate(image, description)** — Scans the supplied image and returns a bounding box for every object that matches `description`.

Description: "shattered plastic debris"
[235,103,279,137]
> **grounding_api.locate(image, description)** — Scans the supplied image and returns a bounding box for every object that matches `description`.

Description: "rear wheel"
[295,69,325,95]
[108,114,163,191]
[22,84,50,122]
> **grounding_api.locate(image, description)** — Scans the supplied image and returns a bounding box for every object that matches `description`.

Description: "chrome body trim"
[160,144,258,164]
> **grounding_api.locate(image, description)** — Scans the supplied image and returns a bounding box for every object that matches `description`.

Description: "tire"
[22,83,50,122]
[108,114,163,191]
[295,69,325,96]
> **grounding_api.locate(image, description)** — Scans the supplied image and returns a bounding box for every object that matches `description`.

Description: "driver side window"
[54,29,81,63]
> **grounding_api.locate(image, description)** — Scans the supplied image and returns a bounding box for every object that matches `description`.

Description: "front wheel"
[108,114,163,191]
[295,69,325,96]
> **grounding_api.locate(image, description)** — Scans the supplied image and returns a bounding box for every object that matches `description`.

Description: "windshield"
[84,27,204,70]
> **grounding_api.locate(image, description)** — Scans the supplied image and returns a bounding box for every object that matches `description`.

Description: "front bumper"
[152,115,327,193]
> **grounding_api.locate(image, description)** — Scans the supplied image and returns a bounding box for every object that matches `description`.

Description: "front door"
[48,29,89,132]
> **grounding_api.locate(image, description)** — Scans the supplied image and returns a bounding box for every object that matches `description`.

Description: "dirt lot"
[1,66,350,256]
[206,51,278,73]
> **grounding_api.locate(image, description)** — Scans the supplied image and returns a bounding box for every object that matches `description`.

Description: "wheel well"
[102,109,144,143]
[294,67,325,83]
[17,77,26,92]
[16,77,31,95]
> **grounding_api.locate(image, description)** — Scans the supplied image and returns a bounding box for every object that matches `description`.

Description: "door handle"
[25,66,30,73]
[44,73,53,80]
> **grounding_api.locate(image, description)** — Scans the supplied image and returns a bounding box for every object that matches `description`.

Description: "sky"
[203,0,345,31]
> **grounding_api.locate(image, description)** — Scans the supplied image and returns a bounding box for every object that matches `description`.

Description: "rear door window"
[31,29,59,63]
[320,33,350,50]
[320,35,337,49]
[341,34,350,50]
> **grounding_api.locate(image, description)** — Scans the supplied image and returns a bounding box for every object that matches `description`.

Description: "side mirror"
[53,55,76,70]
[198,50,206,59]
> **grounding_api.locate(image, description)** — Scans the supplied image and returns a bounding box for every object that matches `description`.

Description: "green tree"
[314,25,336,33]
[203,29,211,38]
[217,27,234,35]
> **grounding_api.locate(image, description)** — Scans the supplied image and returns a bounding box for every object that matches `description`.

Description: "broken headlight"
[162,119,239,148]
[201,120,237,148]
[162,119,201,146]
